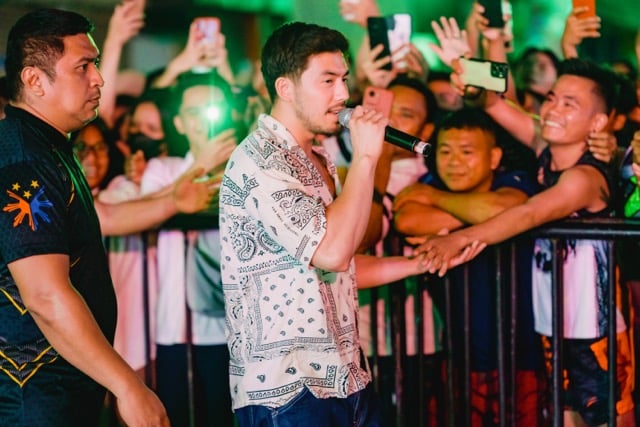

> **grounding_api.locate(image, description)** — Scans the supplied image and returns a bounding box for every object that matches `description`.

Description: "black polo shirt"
[0,105,116,386]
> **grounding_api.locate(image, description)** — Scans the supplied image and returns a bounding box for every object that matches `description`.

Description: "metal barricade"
[363,218,640,427]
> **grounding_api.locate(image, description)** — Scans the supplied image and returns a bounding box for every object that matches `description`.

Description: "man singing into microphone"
[218,22,429,426]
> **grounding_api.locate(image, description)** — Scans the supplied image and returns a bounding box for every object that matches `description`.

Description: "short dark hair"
[260,22,349,102]
[173,71,236,111]
[388,75,438,124]
[558,58,620,115]
[5,8,93,101]
[437,107,497,143]
[174,71,242,134]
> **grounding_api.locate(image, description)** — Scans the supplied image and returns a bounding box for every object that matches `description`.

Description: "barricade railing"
[109,215,640,426]
[369,217,640,427]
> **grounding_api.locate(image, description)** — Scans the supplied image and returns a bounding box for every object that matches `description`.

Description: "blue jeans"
[235,383,382,427]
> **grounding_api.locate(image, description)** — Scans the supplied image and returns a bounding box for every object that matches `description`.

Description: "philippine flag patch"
[3,180,53,231]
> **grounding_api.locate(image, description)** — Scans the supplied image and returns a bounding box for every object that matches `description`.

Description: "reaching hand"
[561,7,601,58]
[106,0,145,47]
[173,167,218,214]
[413,230,486,277]
[465,1,489,33]
[449,57,483,99]
[429,17,471,68]
[358,43,397,88]
[587,131,617,164]
[168,20,230,77]
[192,129,237,176]
[194,32,234,83]
[394,43,430,81]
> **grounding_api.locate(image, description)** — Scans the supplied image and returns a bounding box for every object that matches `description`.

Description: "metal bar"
[496,246,508,426]
[370,286,379,394]
[509,242,518,427]
[608,241,617,425]
[444,275,455,427]
[551,238,564,427]
[463,266,471,427]
[141,231,153,386]
[417,276,425,426]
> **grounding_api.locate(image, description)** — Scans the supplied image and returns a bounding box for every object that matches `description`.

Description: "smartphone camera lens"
[491,63,508,78]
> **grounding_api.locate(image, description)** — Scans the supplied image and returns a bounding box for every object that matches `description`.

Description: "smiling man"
[219,22,430,426]
[415,59,635,427]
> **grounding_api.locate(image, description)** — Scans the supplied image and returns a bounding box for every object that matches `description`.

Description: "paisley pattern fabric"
[219,114,370,410]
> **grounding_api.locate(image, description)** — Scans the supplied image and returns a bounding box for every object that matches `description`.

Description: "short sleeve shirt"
[219,114,370,410]
[0,106,116,386]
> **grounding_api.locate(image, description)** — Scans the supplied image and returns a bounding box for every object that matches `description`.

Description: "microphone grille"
[337,108,353,128]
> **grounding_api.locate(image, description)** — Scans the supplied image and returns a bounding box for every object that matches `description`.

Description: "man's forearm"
[355,254,425,289]
[10,255,144,399]
[313,157,377,271]
[96,191,177,236]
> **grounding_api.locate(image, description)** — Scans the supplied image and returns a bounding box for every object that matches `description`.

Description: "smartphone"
[367,14,412,71]
[572,0,596,17]
[459,57,509,93]
[388,14,411,64]
[478,0,504,28]
[192,17,220,73]
[368,16,393,70]
[362,86,394,117]
[195,17,220,45]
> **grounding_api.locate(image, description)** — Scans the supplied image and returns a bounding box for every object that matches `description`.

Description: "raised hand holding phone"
[458,57,509,93]
[367,14,411,71]
[572,0,596,18]
[478,0,504,28]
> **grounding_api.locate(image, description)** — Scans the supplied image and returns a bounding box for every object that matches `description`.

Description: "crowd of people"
[1,0,640,426]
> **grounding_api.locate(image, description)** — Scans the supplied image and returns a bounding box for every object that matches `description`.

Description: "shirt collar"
[5,104,71,152]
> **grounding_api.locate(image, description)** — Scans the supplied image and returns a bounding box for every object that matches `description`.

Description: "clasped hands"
[408,230,486,277]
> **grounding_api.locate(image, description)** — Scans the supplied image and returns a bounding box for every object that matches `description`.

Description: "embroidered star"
[23,190,32,199]
[12,183,20,191]
[30,180,40,189]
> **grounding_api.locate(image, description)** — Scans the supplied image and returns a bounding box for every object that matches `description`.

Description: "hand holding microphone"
[338,108,432,157]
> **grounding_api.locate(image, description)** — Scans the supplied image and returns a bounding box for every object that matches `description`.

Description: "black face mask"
[127,133,166,160]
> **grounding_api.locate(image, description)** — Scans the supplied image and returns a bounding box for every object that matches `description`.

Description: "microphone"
[338,108,432,157]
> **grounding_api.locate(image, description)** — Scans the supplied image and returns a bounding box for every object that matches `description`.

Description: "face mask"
[127,133,166,160]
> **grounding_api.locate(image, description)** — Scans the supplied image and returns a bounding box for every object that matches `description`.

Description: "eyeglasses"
[74,141,109,158]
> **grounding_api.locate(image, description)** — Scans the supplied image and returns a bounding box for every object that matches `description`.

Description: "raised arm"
[96,166,215,235]
[449,59,540,151]
[416,164,608,276]
[98,0,145,128]
[311,107,388,271]
[150,21,234,89]
[560,6,601,59]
